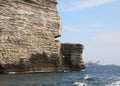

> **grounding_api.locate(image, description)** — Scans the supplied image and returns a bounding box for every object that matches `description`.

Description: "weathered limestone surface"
[0,0,85,73]
[0,0,62,73]
[61,43,85,71]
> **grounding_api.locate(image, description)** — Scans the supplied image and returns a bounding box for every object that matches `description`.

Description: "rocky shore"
[0,0,85,74]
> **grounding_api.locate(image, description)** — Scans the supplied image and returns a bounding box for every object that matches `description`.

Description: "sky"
[57,0,120,65]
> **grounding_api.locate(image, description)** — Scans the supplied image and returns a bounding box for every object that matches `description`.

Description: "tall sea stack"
[0,0,85,73]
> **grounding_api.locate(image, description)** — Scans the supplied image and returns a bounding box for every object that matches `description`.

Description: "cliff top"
[0,0,57,3]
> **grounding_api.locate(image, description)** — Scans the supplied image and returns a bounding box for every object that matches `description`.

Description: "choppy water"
[0,65,120,86]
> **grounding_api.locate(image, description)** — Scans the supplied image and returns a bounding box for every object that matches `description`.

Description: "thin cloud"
[63,23,103,33]
[94,33,120,43]
[63,26,89,32]
[91,32,120,55]
[60,0,117,12]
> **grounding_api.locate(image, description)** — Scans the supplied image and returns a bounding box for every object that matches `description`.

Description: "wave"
[84,74,92,80]
[112,76,120,80]
[106,81,120,86]
[73,82,87,86]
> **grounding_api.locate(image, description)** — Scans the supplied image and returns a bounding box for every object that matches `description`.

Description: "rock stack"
[61,43,85,71]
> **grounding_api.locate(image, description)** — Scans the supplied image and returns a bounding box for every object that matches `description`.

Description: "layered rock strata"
[61,43,85,71]
[0,0,85,73]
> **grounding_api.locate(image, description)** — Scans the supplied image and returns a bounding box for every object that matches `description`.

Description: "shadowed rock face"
[0,0,85,73]
[61,43,85,71]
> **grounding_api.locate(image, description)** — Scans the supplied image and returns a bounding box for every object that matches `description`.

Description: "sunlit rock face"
[0,0,85,73]
[0,0,61,73]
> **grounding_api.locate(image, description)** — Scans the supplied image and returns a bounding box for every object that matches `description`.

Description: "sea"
[0,65,120,86]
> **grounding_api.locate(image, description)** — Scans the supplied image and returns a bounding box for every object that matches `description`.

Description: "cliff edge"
[0,0,85,73]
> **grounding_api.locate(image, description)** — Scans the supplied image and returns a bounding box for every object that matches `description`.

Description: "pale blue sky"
[57,0,120,65]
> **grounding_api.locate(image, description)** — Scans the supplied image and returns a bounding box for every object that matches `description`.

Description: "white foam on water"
[73,82,87,86]
[8,72,16,74]
[106,81,120,86]
[84,74,92,80]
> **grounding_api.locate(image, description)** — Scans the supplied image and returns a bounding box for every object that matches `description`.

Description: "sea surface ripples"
[0,65,120,86]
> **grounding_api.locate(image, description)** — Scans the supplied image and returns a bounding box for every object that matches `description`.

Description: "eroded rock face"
[0,0,61,73]
[0,0,85,73]
[61,43,85,71]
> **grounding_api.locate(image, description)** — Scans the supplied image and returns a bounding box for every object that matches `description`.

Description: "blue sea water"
[0,65,120,86]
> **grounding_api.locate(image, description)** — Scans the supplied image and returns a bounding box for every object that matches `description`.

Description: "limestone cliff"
[0,0,85,73]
